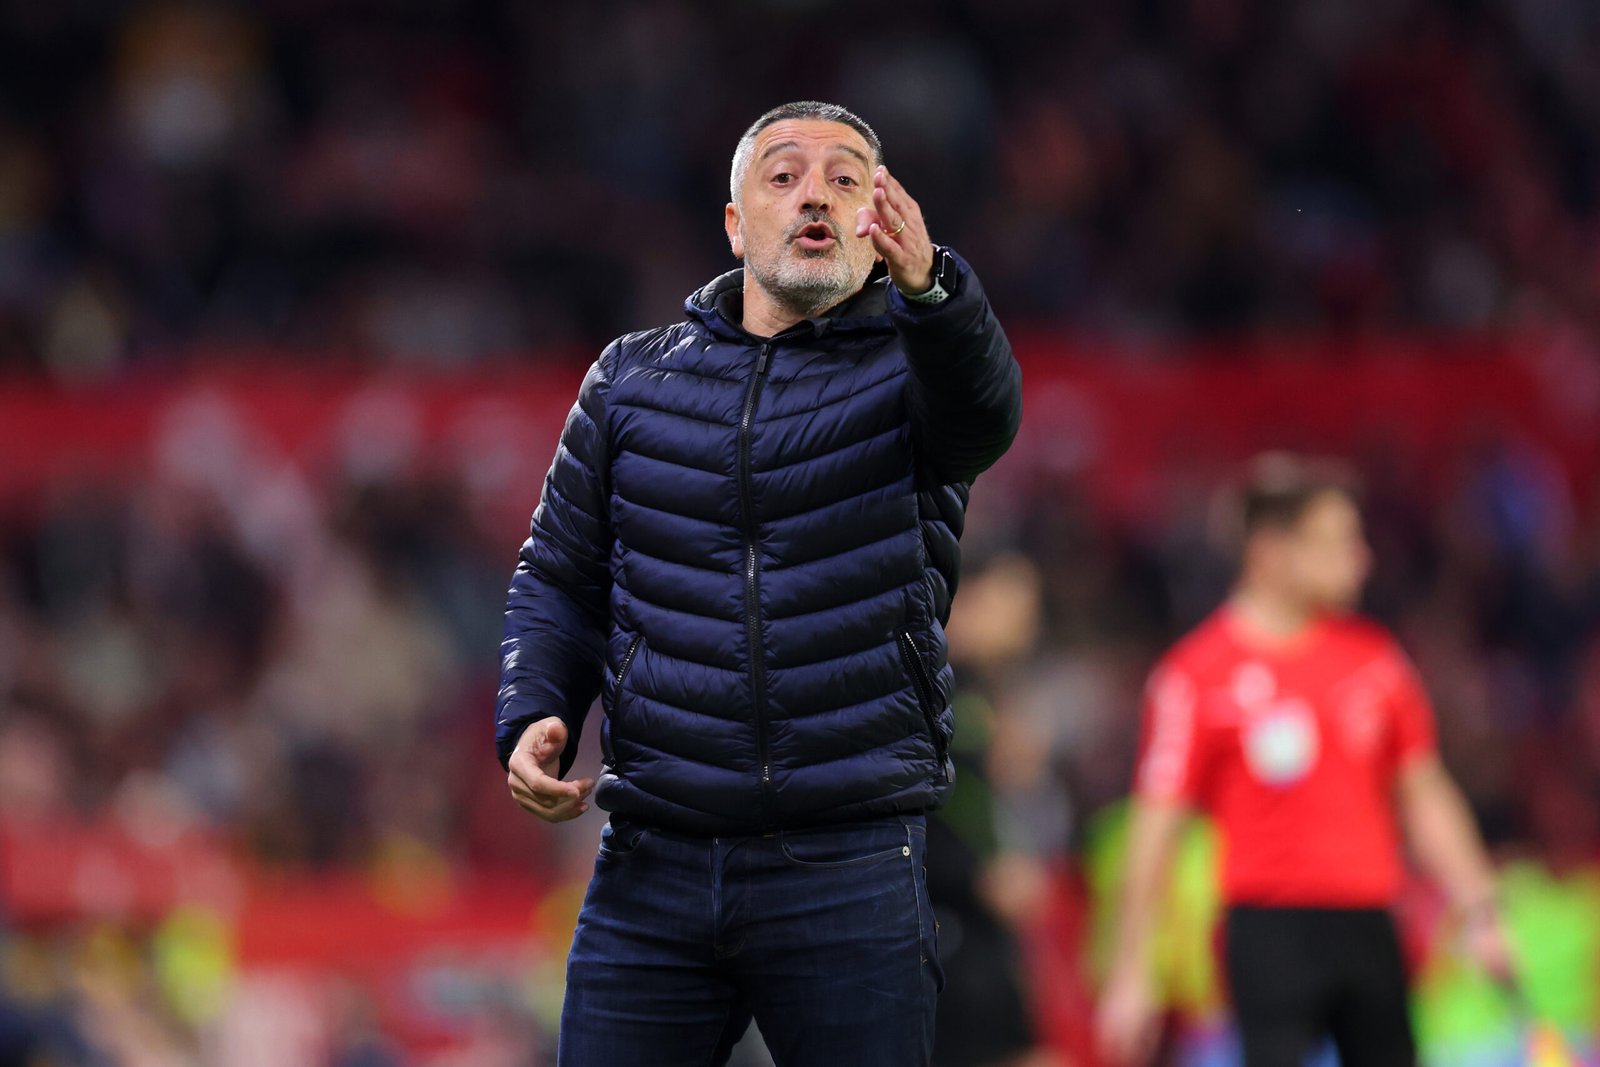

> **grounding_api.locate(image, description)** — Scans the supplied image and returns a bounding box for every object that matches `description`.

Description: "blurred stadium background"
[2,1,1599,1065]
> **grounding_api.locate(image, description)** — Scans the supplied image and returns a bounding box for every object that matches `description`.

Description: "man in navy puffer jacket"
[498,102,1021,1067]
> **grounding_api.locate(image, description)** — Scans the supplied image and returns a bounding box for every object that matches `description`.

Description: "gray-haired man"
[498,101,1021,1067]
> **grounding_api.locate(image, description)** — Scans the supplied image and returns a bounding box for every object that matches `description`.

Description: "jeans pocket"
[912,852,946,993]
[596,817,650,860]
[779,821,914,868]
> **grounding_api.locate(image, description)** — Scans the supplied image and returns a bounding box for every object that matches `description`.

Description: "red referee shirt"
[1135,607,1437,907]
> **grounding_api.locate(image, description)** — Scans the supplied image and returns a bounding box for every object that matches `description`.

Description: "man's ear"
[725,203,743,259]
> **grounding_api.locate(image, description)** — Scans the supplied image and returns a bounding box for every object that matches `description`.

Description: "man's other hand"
[507,717,595,823]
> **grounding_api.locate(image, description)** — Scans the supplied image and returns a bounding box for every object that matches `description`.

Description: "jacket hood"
[684,262,894,343]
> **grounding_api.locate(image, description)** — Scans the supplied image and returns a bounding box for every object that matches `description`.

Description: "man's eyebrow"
[757,140,799,164]
[834,145,871,168]
[757,141,873,169]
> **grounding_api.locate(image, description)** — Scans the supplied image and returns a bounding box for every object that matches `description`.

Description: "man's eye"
[773,173,794,185]
[836,176,856,187]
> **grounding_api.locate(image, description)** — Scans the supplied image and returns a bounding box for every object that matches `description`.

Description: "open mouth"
[793,222,837,251]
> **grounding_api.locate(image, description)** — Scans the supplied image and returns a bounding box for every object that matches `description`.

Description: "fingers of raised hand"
[874,166,920,227]
[857,168,918,237]
[867,221,910,264]
[871,185,903,233]
[863,166,934,292]
[854,205,877,238]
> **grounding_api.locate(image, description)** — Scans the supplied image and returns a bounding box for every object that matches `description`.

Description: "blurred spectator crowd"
[1,368,1598,1062]
[2,0,1600,377]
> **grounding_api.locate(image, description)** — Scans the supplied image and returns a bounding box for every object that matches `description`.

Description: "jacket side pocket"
[605,634,644,766]
[897,629,950,781]
[615,633,644,690]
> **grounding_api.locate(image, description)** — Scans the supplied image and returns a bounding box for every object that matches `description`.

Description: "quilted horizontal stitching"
[772,739,925,773]
[616,401,736,428]
[628,587,742,626]
[755,424,904,476]
[623,358,749,387]
[598,775,741,819]
[539,470,604,524]
[761,365,905,420]
[757,471,914,526]
[620,638,745,676]
[622,540,737,577]
[773,680,911,720]
[621,733,753,771]
[770,637,900,673]
[615,493,730,531]
[764,526,914,574]
[620,347,752,379]
[629,688,745,726]
[616,449,728,478]
[766,581,911,624]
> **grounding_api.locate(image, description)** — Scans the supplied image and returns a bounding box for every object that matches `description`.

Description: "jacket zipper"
[898,629,950,780]
[605,633,644,768]
[739,343,774,816]
[615,633,644,689]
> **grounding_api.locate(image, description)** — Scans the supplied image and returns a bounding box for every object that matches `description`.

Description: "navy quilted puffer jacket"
[497,248,1021,835]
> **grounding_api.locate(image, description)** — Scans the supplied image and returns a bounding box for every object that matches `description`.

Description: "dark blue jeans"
[558,813,944,1067]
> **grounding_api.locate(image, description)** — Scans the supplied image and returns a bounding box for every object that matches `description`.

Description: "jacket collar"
[684,263,894,344]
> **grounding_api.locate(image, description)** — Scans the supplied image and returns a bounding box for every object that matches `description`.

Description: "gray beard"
[746,248,860,318]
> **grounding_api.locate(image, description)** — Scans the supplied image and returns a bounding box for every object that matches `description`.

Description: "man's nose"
[799,169,830,211]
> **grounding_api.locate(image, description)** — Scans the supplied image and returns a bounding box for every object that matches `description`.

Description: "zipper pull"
[756,343,771,375]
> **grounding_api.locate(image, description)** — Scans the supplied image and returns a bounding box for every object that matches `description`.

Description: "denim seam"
[906,825,928,966]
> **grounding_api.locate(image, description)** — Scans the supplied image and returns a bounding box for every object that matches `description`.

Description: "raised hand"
[507,716,594,823]
[854,165,935,296]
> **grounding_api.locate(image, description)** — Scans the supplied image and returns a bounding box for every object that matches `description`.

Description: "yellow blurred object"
[534,877,589,960]
[152,904,236,1026]
[528,877,590,1030]
[367,832,455,916]
[1525,1021,1579,1067]
[1084,802,1227,1023]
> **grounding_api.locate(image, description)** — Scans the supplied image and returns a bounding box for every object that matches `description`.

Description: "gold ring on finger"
[886,220,906,236]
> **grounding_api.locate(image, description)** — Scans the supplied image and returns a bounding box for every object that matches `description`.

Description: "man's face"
[725,119,881,315]
[1278,492,1373,612]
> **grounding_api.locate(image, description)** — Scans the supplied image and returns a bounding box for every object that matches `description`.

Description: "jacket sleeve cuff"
[886,246,974,325]
[495,704,537,770]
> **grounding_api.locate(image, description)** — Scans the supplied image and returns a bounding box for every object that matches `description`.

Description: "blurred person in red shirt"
[1096,454,1512,1067]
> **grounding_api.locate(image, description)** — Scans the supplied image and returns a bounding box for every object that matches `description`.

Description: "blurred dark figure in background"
[495,102,1021,1067]
[1097,455,1512,1067]
[930,555,1062,1067]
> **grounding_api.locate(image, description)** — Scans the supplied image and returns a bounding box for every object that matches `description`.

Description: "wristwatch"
[898,247,954,305]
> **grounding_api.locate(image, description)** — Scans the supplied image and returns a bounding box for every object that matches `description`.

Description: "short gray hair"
[729,101,883,203]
